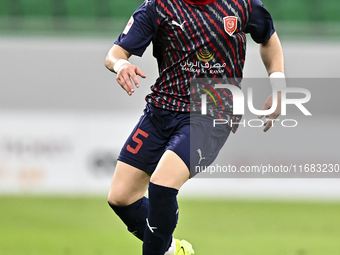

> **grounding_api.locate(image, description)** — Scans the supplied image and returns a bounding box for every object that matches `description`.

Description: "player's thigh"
[189,114,231,176]
[108,160,151,206]
[149,116,191,189]
[118,105,170,174]
[150,150,190,190]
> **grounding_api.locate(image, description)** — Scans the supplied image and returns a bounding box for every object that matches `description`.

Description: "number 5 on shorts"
[127,128,149,154]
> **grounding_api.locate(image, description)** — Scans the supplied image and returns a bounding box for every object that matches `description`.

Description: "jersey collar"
[182,0,217,5]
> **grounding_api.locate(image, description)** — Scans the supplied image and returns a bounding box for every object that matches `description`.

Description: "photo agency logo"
[200,83,312,128]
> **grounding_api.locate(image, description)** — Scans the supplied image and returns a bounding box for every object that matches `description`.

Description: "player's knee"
[108,197,129,207]
[107,190,131,207]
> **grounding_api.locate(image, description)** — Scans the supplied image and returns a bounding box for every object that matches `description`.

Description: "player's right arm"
[105,44,146,96]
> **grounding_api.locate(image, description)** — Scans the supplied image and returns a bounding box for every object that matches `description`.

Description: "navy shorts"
[118,104,231,177]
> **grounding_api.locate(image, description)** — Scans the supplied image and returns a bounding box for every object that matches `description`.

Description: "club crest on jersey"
[123,16,134,35]
[223,16,237,36]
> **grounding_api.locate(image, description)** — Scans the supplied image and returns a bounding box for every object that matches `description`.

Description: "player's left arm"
[259,32,285,132]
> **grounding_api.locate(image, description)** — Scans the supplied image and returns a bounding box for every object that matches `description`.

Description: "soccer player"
[105,0,284,254]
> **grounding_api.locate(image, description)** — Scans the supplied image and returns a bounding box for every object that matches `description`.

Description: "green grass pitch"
[1,196,340,255]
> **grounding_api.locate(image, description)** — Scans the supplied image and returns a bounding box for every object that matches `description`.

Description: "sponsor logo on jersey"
[223,16,237,36]
[181,51,226,74]
[196,49,215,62]
[123,16,134,35]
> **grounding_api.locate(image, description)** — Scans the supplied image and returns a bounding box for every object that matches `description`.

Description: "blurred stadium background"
[1,1,340,254]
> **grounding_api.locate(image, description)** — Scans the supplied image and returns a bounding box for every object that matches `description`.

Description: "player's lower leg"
[142,182,179,255]
[143,150,193,255]
[108,161,151,240]
[108,196,149,240]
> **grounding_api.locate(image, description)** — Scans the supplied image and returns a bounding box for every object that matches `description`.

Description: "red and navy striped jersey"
[115,0,275,112]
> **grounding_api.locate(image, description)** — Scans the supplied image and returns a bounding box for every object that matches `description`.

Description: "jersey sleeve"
[244,0,275,44]
[114,0,158,57]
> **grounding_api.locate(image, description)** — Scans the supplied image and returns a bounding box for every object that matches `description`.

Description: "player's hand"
[116,63,146,95]
[258,92,281,132]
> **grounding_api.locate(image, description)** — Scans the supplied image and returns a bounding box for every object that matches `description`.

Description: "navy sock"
[108,196,149,240]
[143,182,179,255]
